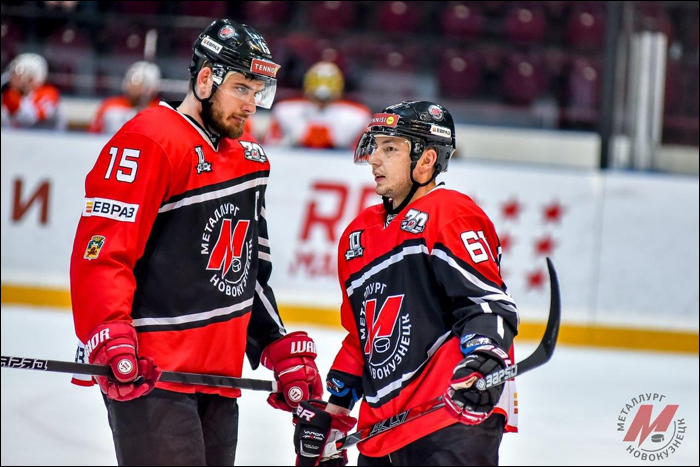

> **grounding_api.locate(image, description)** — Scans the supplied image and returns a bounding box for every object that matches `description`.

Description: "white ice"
[2,306,698,466]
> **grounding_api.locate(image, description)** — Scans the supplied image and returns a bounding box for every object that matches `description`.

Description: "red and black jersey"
[70,102,284,398]
[328,186,519,457]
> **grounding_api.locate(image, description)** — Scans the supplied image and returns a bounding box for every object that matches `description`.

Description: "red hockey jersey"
[329,186,519,457]
[70,102,285,398]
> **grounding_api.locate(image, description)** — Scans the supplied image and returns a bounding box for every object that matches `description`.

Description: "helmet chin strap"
[192,81,220,136]
[383,161,438,216]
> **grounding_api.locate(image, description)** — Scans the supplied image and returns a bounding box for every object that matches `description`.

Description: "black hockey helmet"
[190,19,280,108]
[354,101,456,173]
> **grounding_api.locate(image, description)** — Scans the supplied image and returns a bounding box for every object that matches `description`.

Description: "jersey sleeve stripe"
[132,297,254,328]
[159,176,268,213]
[346,243,429,297]
[255,281,286,335]
[430,247,516,307]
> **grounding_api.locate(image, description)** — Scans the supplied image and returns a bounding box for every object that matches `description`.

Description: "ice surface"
[2,306,698,466]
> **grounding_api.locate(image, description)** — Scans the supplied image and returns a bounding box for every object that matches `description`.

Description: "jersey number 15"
[105,147,141,183]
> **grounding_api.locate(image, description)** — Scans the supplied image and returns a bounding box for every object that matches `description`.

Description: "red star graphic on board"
[543,201,565,224]
[534,235,556,256]
[501,198,522,221]
[499,233,514,253]
[525,269,546,291]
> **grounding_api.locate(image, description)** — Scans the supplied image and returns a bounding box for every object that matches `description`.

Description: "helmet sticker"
[246,30,271,55]
[428,105,444,121]
[369,113,399,128]
[201,36,223,54]
[218,25,237,40]
[250,58,280,78]
[430,124,452,138]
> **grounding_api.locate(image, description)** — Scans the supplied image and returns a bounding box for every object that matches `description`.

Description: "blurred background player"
[1,53,63,129]
[88,60,161,135]
[266,61,370,149]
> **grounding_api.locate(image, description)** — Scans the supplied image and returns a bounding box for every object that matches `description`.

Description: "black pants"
[357,414,505,466]
[103,388,239,466]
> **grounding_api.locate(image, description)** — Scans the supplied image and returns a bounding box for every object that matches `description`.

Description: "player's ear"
[419,148,438,173]
[195,66,214,99]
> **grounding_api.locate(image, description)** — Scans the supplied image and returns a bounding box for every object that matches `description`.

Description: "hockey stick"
[1,356,278,392]
[328,257,561,455]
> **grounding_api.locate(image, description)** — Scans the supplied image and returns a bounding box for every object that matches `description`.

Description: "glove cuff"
[261,331,317,371]
[85,321,137,364]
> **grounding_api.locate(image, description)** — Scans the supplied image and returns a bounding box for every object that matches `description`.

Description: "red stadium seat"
[374,46,412,72]
[439,49,483,98]
[376,1,421,34]
[340,35,381,67]
[567,58,601,110]
[504,5,547,44]
[43,27,93,94]
[244,1,289,28]
[310,1,357,35]
[180,2,228,18]
[441,2,485,40]
[502,52,547,105]
[170,27,204,58]
[110,27,151,57]
[566,5,606,51]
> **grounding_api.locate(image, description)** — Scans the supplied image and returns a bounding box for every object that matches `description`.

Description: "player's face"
[205,72,264,139]
[368,136,413,200]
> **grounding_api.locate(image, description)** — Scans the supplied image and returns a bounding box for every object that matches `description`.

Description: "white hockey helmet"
[7,53,49,88]
[122,61,161,98]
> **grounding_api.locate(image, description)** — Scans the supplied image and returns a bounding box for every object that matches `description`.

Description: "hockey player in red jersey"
[293,101,519,466]
[70,19,322,465]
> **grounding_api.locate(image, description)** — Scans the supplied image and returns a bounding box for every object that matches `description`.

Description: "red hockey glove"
[261,332,323,412]
[444,340,511,425]
[86,322,161,401]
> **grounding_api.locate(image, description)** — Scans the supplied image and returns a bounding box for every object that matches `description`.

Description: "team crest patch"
[201,203,253,298]
[84,235,105,260]
[239,141,268,163]
[345,231,364,260]
[195,146,212,174]
[428,105,444,121]
[218,25,237,40]
[400,209,429,234]
[360,288,411,381]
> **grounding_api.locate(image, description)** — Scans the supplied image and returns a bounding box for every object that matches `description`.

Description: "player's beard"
[377,170,413,208]
[202,92,246,139]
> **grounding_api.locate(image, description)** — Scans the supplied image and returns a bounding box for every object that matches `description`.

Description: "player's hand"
[86,322,161,401]
[261,332,323,411]
[293,400,356,466]
[444,339,511,425]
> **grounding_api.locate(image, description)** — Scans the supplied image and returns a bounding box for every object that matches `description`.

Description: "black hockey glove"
[293,400,356,466]
[444,336,511,425]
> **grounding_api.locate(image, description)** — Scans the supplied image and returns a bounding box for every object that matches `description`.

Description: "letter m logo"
[624,404,679,446]
[207,219,250,276]
[363,295,404,359]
